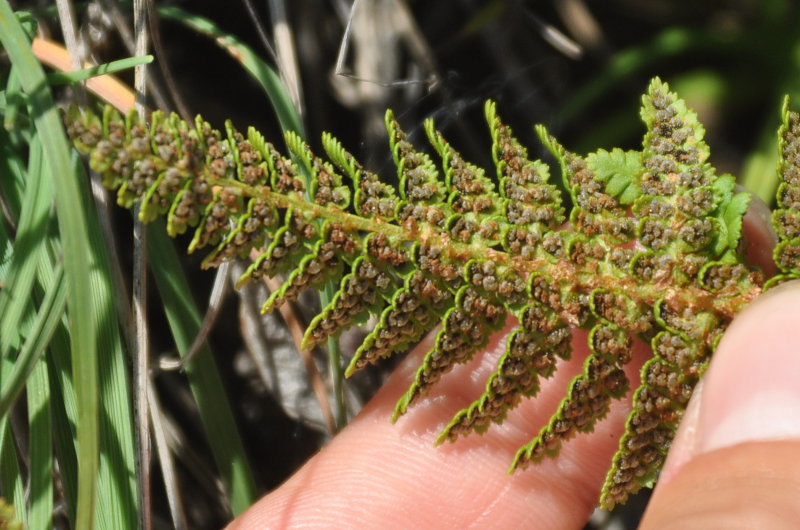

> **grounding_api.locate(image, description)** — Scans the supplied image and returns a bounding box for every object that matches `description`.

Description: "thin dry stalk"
[147,383,188,530]
[132,1,152,528]
[268,0,305,119]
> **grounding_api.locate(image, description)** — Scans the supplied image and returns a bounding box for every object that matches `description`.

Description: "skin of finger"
[640,441,800,530]
[741,190,778,276]
[227,320,650,530]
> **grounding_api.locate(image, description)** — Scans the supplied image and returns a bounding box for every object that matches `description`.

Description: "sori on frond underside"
[64,77,800,509]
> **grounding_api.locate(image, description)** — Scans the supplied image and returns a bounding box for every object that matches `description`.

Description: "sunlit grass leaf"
[45,54,153,85]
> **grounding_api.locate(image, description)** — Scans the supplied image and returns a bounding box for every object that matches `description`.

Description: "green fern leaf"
[585,148,642,205]
[64,76,798,511]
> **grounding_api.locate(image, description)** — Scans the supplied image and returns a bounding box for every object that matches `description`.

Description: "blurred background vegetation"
[2,0,799,528]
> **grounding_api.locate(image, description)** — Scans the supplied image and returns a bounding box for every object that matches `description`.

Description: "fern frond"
[65,77,785,509]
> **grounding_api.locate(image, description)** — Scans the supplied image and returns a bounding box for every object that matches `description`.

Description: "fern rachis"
[64,77,800,509]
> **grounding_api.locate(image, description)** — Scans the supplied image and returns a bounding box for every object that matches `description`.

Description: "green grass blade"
[0,417,25,528]
[27,358,53,530]
[45,54,154,85]
[2,66,27,143]
[0,5,97,527]
[0,121,28,216]
[0,120,65,530]
[147,223,257,515]
[0,224,11,297]
[44,325,78,526]
[0,264,65,419]
[67,155,139,529]
[0,139,139,528]
[0,134,51,359]
[156,5,304,136]
[0,130,78,526]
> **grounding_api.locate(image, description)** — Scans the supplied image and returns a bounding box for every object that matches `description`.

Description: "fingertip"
[696,280,800,454]
[643,442,800,530]
[648,280,800,527]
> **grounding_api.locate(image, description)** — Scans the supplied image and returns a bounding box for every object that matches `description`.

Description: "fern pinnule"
[65,77,784,510]
[769,96,800,285]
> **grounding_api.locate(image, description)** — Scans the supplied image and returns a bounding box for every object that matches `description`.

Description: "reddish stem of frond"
[219,177,762,337]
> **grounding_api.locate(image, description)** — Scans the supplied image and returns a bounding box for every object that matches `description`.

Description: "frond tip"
[65,76,788,510]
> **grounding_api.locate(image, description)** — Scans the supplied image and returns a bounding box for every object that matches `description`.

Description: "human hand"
[228,215,800,529]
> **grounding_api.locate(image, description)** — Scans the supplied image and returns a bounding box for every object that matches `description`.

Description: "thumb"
[641,281,800,529]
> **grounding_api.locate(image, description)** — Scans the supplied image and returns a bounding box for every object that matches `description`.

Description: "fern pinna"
[64,78,800,509]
